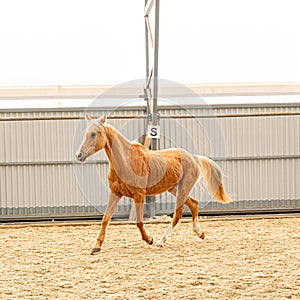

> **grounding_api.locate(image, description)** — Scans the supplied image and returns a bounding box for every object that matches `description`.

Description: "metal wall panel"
[156,104,300,214]
[0,104,299,220]
[159,104,300,157]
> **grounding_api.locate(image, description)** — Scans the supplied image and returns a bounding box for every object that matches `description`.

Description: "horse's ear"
[85,113,92,122]
[98,114,107,125]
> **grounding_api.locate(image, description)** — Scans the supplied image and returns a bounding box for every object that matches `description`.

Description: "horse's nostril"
[77,153,82,158]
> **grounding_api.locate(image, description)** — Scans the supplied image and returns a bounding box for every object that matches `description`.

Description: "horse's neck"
[104,124,152,187]
[104,124,132,166]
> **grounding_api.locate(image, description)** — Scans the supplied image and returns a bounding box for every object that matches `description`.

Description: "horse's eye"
[90,132,97,138]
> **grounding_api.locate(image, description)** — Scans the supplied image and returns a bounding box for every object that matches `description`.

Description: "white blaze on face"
[75,130,87,158]
[75,120,94,160]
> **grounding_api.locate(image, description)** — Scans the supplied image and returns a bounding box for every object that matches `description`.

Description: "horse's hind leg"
[157,196,204,247]
[185,197,205,239]
[157,205,183,246]
[157,176,196,246]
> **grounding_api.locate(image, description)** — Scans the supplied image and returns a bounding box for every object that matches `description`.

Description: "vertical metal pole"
[148,0,160,217]
[145,0,150,80]
[144,0,160,219]
[151,0,160,151]
[144,0,151,130]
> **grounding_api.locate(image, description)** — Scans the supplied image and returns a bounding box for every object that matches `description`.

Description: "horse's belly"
[145,174,179,196]
[108,163,181,197]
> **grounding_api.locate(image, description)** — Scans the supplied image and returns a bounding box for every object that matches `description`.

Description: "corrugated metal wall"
[0,104,299,220]
[155,104,300,214]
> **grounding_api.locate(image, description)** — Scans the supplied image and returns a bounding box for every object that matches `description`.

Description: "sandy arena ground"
[0,216,299,300]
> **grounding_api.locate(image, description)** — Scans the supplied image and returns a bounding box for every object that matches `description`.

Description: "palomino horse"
[76,114,231,254]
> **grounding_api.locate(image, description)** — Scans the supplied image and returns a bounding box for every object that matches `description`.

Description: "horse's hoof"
[91,247,101,255]
[199,232,205,240]
[148,237,154,245]
[156,240,164,247]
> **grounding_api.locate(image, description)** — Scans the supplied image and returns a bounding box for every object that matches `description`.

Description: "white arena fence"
[0,103,299,221]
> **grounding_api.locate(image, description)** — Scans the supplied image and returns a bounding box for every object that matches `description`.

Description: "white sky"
[0,0,300,86]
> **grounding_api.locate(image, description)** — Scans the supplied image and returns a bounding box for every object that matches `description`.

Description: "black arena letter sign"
[147,125,160,139]
[150,127,158,137]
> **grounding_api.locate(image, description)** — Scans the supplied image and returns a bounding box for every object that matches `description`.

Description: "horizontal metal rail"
[0,103,299,113]
[0,115,148,122]
[213,154,300,161]
[0,160,109,166]
[0,111,300,122]
[0,208,299,223]
[1,155,300,167]
[159,111,300,118]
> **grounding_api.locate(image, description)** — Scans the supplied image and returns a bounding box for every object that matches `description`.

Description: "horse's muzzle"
[75,152,87,163]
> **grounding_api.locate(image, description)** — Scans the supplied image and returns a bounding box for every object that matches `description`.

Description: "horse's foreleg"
[135,197,154,245]
[91,192,121,254]
[185,197,205,239]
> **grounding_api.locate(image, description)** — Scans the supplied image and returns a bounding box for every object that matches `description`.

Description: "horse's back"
[110,143,200,196]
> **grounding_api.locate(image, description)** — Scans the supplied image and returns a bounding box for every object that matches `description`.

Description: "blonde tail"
[194,156,231,204]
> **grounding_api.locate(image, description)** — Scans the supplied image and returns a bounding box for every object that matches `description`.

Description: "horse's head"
[75,114,107,162]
